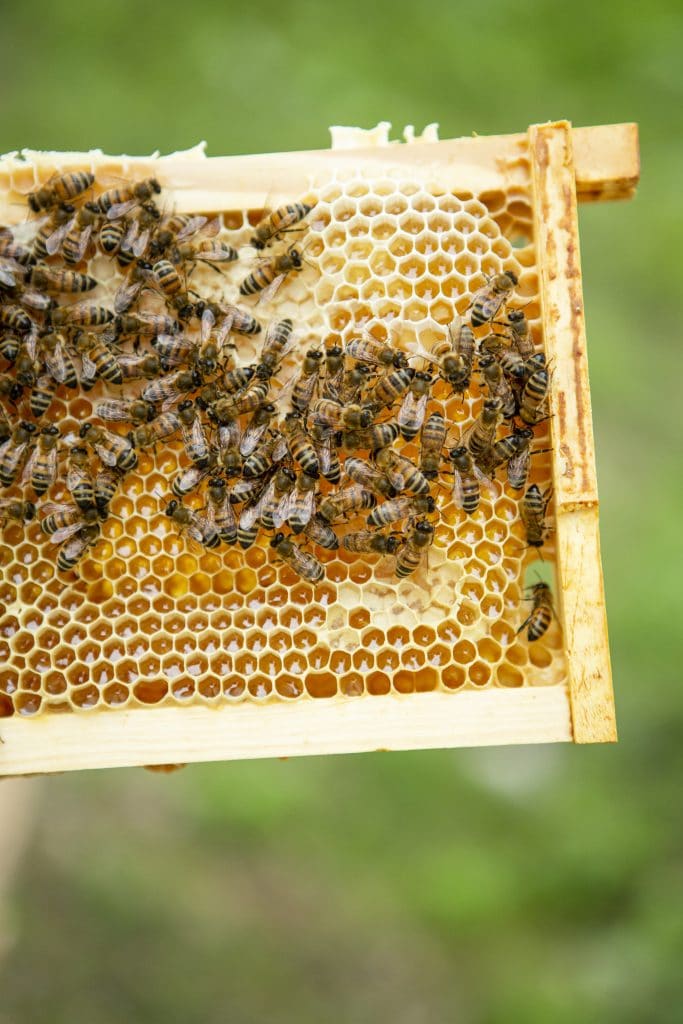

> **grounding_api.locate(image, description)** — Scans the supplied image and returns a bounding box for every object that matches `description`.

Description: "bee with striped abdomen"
[346,334,408,370]
[367,493,436,529]
[48,301,113,329]
[141,367,202,407]
[303,515,339,551]
[66,446,95,510]
[470,270,518,328]
[128,411,181,451]
[250,201,314,250]
[518,366,549,426]
[216,420,242,478]
[118,351,162,382]
[398,371,432,440]
[113,260,155,315]
[73,331,124,387]
[94,466,123,513]
[164,498,220,549]
[448,446,487,515]
[309,421,341,484]
[342,421,400,452]
[30,265,96,296]
[27,171,95,213]
[197,299,261,339]
[242,431,287,479]
[41,500,100,536]
[343,456,396,499]
[520,484,552,548]
[96,396,156,425]
[418,319,475,394]
[113,311,179,338]
[58,203,101,264]
[0,420,37,487]
[56,523,101,573]
[311,398,371,431]
[177,400,210,468]
[419,411,446,481]
[318,484,376,523]
[517,581,554,642]
[462,398,503,465]
[283,413,319,478]
[503,308,534,360]
[40,332,78,389]
[342,530,401,555]
[79,422,137,471]
[205,478,238,545]
[96,177,161,219]
[270,532,324,583]
[395,519,435,579]
[283,471,316,534]
[479,354,516,419]
[240,402,277,458]
[289,348,323,413]
[373,447,430,496]
[209,379,270,426]
[33,203,76,260]
[239,244,304,297]
[255,318,294,380]
[362,366,415,416]
[256,467,296,532]
[23,424,59,496]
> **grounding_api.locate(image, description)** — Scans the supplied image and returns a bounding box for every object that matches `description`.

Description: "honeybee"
[0,303,34,334]
[518,366,549,425]
[28,265,97,295]
[521,484,552,548]
[398,371,432,440]
[23,424,59,496]
[270,532,323,582]
[113,260,154,315]
[322,344,345,400]
[470,270,518,328]
[27,171,95,213]
[309,421,341,484]
[342,422,400,452]
[170,457,216,499]
[419,320,475,393]
[96,396,156,425]
[303,515,339,550]
[56,523,101,572]
[79,422,137,471]
[0,255,27,290]
[242,431,287,479]
[209,380,270,426]
[112,311,179,338]
[395,519,435,579]
[151,258,186,299]
[0,498,36,527]
[286,471,318,533]
[419,411,446,481]
[32,202,76,259]
[205,477,237,544]
[363,366,415,415]
[482,426,535,484]
[117,351,163,381]
[96,177,162,219]
[342,531,401,555]
[257,467,296,531]
[177,400,210,467]
[250,201,314,250]
[197,299,261,339]
[117,202,162,262]
[221,365,257,396]
[0,406,10,443]
[479,354,516,419]
[239,244,304,297]
[237,486,267,549]
[141,367,202,406]
[283,413,319,477]
[0,333,20,362]
[98,218,127,258]
[478,337,527,384]
[367,493,436,529]
[339,363,373,406]
[73,331,124,387]
[343,455,396,499]
[41,500,100,536]
[38,331,78,388]
[255,318,294,380]
[172,238,239,269]
[94,466,122,512]
[0,420,37,487]
[59,203,102,264]
[448,446,487,514]
[373,447,430,496]
[0,233,34,266]
[0,372,22,402]
[48,302,113,328]
[318,484,376,523]
[240,403,277,457]
[462,398,503,464]
[346,335,408,369]
[518,581,554,642]
[128,411,181,450]
[216,420,242,477]
[66,446,95,510]
[164,498,220,548]
[13,338,40,388]
[311,398,371,431]
[289,348,323,413]
[504,308,535,360]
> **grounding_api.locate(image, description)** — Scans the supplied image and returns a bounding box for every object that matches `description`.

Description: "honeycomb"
[0,148,568,723]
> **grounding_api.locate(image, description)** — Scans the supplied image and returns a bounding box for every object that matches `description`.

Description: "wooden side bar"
[530,120,616,743]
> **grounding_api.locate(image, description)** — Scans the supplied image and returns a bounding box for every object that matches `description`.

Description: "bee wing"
[45,216,77,255]
[95,399,129,421]
[176,215,209,242]
[50,522,84,545]
[20,447,38,485]
[66,465,90,491]
[451,470,465,510]
[133,227,152,259]
[239,500,262,530]
[257,272,286,307]
[218,420,241,450]
[188,416,207,450]
[196,243,238,264]
[200,306,216,343]
[106,199,139,221]
[290,488,315,528]
[44,350,67,383]
[75,224,93,263]
[397,390,427,430]
[0,257,25,287]
[473,464,496,498]
[239,420,268,458]
[45,445,58,483]
[80,351,98,386]
[114,279,143,315]
[507,448,530,489]
[411,342,438,364]
[40,500,74,517]
[93,442,117,467]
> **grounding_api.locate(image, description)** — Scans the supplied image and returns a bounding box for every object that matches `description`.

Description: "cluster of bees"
[0,169,555,643]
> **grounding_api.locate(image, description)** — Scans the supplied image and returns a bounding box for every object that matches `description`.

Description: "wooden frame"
[0,121,638,775]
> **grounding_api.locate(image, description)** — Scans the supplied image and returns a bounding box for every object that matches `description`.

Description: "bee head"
[270,532,285,548]
[165,500,179,517]
[79,422,93,438]
[23,502,36,521]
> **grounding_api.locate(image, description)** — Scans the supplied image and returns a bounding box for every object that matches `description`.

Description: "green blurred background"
[1,1,681,1021]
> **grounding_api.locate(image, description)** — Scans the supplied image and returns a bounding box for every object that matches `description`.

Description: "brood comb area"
[0,123,639,772]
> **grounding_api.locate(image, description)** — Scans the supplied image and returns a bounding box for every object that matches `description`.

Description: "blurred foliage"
[1,1,682,1021]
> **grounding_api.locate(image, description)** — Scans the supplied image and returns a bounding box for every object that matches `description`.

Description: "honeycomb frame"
[0,120,639,775]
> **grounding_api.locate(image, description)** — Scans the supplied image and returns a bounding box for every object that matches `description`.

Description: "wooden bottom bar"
[0,687,572,775]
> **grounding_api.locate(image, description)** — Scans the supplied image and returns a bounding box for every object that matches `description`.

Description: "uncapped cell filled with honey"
[0,154,567,718]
